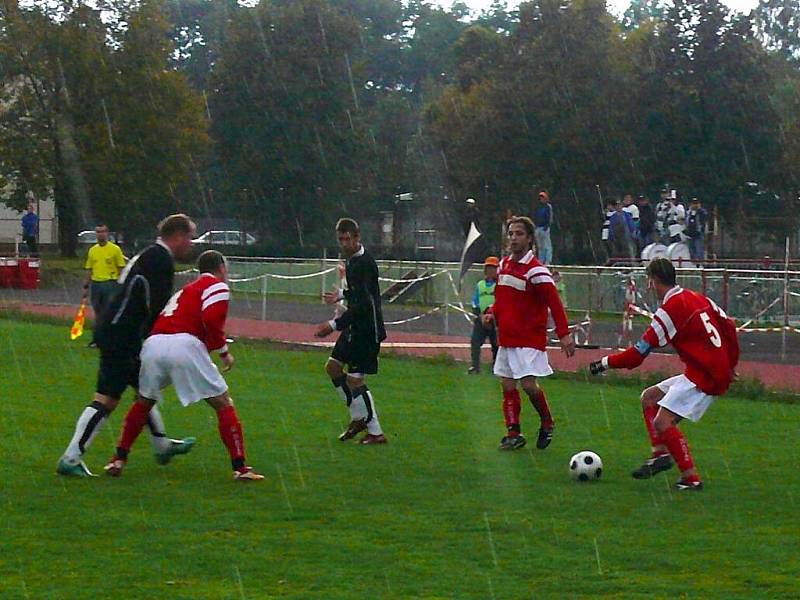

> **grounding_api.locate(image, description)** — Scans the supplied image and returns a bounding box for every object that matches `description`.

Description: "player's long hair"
[506,216,535,249]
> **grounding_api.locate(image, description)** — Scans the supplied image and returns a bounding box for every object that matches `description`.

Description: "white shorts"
[493,347,553,380]
[656,374,714,422]
[139,333,228,406]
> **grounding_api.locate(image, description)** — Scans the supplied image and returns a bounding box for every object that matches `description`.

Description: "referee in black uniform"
[316,218,388,444]
[58,214,198,477]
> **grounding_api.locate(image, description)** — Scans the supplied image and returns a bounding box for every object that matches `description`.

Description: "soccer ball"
[569,451,603,482]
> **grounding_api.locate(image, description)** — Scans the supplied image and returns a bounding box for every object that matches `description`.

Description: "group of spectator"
[602,189,708,263]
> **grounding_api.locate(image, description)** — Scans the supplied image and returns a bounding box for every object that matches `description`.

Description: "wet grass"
[0,319,798,599]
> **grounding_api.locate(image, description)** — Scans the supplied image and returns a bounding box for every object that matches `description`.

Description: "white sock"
[349,392,369,421]
[333,377,367,421]
[360,388,383,435]
[146,405,171,454]
[63,402,108,462]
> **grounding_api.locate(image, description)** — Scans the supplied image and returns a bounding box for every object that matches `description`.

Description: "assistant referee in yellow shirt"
[83,225,126,340]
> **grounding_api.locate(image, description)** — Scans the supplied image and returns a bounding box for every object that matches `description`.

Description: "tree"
[0,0,209,255]
[209,0,376,248]
[754,0,800,61]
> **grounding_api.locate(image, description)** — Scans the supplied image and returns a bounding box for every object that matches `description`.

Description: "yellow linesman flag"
[70,299,87,340]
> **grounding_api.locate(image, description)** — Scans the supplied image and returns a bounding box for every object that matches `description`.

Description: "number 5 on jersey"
[700,311,722,348]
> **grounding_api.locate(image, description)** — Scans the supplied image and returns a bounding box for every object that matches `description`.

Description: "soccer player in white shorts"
[483,217,575,451]
[104,250,264,481]
[591,258,739,490]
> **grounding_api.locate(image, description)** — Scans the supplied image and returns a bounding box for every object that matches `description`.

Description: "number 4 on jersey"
[162,290,183,317]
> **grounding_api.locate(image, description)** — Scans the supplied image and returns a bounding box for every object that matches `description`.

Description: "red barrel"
[17,258,40,289]
[0,258,18,288]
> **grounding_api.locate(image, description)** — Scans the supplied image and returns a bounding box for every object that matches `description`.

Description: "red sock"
[217,405,246,469]
[661,426,699,480]
[529,388,554,429]
[116,401,153,459]
[643,405,667,457]
[502,389,522,435]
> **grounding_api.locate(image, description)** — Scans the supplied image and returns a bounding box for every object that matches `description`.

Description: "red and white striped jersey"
[489,250,569,350]
[150,273,230,352]
[609,286,739,395]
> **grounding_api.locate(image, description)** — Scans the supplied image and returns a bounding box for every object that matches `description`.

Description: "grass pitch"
[0,318,798,599]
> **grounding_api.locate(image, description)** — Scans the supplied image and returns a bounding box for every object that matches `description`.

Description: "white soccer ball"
[569,451,603,482]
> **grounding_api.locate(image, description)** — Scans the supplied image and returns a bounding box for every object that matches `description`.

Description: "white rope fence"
[628,302,800,334]
[378,270,449,284]
[176,266,339,283]
[383,305,443,325]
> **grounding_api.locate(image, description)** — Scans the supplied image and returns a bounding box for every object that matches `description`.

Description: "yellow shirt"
[85,242,126,282]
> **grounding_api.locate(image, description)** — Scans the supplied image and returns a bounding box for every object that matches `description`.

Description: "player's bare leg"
[631,386,674,479]
[206,393,264,481]
[58,393,121,477]
[499,378,526,450]
[520,376,554,449]
[653,407,702,490]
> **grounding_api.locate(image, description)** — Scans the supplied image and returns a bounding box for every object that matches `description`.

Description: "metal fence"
[174,256,800,327]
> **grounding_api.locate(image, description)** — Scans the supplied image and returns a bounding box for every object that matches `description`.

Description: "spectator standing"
[655,188,672,243]
[637,195,656,248]
[468,257,499,374]
[622,193,640,239]
[21,202,39,256]
[607,199,637,262]
[533,191,553,264]
[667,195,686,243]
[686,198,708,262]
[601,199,616,261]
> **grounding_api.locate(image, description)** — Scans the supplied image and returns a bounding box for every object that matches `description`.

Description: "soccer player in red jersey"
[590,258,739,490]
[482,216,575,450]
[104,250,264,481]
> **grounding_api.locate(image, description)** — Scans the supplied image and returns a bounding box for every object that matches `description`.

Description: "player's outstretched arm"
[589,339,652,375]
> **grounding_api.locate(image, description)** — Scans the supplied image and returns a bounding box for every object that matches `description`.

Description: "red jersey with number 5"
[150,273,230,352]
[643,286,738,395]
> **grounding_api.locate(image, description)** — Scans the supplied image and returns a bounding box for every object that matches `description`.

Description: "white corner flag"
[458,221,485,291]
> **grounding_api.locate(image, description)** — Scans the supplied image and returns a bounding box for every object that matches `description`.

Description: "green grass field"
[1,318,798,599]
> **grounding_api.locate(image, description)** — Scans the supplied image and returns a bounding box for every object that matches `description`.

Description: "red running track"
[8,303,800,394]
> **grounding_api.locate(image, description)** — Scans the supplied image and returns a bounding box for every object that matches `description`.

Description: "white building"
[0,199,59,246]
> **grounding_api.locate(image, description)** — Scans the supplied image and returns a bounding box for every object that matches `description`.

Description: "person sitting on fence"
[468,256,499,375]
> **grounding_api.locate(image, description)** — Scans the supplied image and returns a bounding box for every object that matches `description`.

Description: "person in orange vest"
[468,256,499,374]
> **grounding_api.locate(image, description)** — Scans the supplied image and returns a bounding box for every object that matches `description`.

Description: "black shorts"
[96,349,141,398]
[330,331,380,375]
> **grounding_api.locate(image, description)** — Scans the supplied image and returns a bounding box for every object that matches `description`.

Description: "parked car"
[77,230,123,245]
[192,230,257,246]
